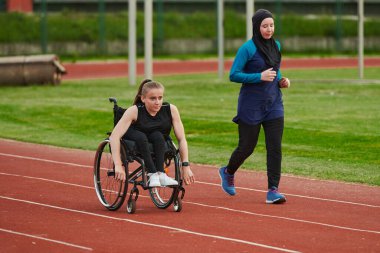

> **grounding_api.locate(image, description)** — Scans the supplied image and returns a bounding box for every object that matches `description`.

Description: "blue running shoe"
[266,186,286,204]
[219,166,236,196]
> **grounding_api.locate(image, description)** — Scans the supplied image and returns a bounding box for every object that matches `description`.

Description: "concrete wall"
[1,37,379,57]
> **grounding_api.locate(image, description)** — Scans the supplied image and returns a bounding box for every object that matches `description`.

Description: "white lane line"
[0,152,92,169]
[2,172,379,235]
[0,228,93,251]
[197,181,380,208]
[186,201,380,235]
[0,172,93,189]
[0,196,301,253]
[1,152,379,208]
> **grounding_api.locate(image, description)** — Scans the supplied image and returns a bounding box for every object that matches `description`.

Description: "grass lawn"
[0,67,379,186]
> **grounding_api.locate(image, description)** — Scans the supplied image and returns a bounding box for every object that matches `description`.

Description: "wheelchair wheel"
[173,198,182,212]
[148,152,181,209]
[94,139,128,211]
[127,199,136,214]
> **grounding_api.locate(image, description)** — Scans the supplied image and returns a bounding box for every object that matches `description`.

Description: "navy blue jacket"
[229,40,284,125]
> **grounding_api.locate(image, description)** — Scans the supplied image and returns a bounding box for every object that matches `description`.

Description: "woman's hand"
[279,77,291,88]
[182,166,195,185]
[114,164,126,182]
[261,68,277,82]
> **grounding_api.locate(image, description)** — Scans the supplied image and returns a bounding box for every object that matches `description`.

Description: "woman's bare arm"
[171,104,195,185]
[109,105,138,182]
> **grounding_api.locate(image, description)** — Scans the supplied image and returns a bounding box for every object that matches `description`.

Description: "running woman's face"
[260,17,275,39]
[141,88,164,115]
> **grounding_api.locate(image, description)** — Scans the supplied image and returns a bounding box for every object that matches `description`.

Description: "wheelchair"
[93,97,185,214]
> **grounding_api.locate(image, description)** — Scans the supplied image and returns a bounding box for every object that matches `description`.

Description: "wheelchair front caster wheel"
[127,199,136,214]
[173,198,182,212]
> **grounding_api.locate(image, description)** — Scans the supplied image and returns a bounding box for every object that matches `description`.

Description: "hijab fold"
[252,9,281,71]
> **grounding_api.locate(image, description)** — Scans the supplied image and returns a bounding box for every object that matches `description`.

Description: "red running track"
[62,57,380,80]
[1,139,379,252]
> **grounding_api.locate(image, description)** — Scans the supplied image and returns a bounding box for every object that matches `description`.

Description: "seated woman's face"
[141,88,164,114]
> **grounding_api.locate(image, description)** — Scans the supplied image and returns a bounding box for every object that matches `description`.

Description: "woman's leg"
[262,117,284,189]
[147,131,166,173]
[226,121,261,174]
[124,128,157,174]
[148,131,178,186]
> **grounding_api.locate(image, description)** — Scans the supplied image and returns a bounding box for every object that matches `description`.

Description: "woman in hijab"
[219,9,290,204]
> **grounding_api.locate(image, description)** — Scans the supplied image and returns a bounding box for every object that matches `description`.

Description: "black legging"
[124,128,166,173]
[226,117,284,189]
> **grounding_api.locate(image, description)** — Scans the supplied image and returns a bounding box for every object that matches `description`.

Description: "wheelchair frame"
[93,98,185,214]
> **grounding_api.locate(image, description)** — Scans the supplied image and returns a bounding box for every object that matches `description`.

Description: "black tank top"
[131,102,172,137]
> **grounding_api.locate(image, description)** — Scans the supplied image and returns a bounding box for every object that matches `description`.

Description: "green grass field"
[1,67,379,186]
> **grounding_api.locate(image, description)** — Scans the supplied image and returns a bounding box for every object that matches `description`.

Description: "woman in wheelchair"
[109,79,195,187]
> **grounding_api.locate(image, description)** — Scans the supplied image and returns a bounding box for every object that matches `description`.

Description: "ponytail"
[133,79,152,105]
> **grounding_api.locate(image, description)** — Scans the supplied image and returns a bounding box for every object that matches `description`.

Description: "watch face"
[182,162,189,166]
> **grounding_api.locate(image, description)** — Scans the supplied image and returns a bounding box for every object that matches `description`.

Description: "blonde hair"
[133,79,164,105]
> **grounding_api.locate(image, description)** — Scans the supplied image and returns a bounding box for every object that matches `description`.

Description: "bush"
[1,10,380,43]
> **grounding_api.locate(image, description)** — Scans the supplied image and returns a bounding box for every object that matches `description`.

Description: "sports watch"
[181,162,190,167]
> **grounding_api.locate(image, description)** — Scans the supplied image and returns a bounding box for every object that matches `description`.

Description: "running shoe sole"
[266,197,286,204]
